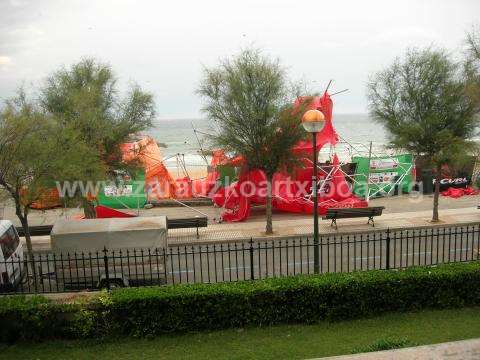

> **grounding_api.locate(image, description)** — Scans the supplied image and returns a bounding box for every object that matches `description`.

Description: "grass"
[3,307,480,360]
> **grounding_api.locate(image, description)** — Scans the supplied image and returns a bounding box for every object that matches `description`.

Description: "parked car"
[0,220,24,291]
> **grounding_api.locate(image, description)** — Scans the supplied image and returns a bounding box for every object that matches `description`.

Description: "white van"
[0,220,24,291]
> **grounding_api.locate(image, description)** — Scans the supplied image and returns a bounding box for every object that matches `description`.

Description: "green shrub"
[0,295,77,342]
[106,262,480,336]
[1,261,480,342]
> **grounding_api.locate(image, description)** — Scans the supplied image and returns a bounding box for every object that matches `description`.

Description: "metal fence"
[1,223,479,294]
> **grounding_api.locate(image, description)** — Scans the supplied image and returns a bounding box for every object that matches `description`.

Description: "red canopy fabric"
[202,91,368,222]
[192,149,228,197]
[215,152,367,222]
[95,205,137,218]
[441,186,478,198]
[324,154,352,201]
[221,180,251,222]
[292,93,338,154]
[121,136,177,200]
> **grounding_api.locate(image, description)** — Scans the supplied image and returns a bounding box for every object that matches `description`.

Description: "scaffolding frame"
[306,136,414,202]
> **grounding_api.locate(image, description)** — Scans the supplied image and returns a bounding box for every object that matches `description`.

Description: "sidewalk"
[167,206,480,244]
[3,193,477,250]
[316,338,480,360]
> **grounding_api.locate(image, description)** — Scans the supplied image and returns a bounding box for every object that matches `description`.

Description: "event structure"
[33,89,480,221]
[91,92,417,222]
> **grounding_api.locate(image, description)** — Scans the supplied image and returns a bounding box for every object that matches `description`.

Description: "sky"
[1,0,479,118]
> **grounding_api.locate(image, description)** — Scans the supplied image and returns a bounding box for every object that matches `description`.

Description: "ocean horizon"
[148,114,389,169]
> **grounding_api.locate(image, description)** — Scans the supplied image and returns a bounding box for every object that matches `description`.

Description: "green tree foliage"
[465,28,480,111]
[198,49,304,234]
[0,90,101,260]
[368,48,478,221]
[40,58,155,217]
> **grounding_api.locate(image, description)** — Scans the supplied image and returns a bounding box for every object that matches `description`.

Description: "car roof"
[0,220,13,234]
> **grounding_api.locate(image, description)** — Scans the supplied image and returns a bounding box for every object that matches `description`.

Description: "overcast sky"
[1,0,479,118]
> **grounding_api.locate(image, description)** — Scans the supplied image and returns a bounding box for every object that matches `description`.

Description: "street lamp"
[302,109,326,274]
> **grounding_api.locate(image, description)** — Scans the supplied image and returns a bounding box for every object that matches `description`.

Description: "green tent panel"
[352,154,414,198]
[98,171,147,209]
[217,165,237,187]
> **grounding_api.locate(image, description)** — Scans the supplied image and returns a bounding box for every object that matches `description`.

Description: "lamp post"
[302,109,326,274]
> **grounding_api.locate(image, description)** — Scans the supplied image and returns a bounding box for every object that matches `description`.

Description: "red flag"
[292,93,338,154]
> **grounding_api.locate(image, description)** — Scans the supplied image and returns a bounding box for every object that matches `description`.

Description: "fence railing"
[1,223,479,294]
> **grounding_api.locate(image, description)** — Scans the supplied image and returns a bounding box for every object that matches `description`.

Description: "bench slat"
[322,207,385,220]
[167,217,208,229]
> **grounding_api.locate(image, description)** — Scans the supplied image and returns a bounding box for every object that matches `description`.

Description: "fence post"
[31,253,39,294]
[477,224,480,261]
[386,228,391,270]
[102,246,110,290]
[249,238,255,280]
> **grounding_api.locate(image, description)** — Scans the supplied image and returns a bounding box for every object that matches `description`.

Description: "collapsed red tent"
[207,93,367,222]
[121,137,177,201]
[212,153,366,222]
[441,186,478,198]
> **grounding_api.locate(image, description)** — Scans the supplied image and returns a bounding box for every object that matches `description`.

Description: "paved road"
[166,225,480,284]
[7,224,480,294]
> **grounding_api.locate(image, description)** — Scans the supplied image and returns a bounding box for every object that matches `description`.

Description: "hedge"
[2,261,480,342]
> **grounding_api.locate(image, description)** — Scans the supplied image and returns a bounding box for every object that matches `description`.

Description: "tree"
[0,91,101,261]
[198,49,304,234]
[465,28,480,111]
[368,48,478,222]
[40,58,155,217]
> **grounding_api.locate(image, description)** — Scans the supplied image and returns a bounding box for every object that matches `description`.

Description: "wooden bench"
[166,216,208,238]
[17,217,209,239]
[16,225,53,237]
[322,207,385,230]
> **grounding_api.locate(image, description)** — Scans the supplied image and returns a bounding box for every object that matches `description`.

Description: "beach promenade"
[167,205,480,244]
[1,194,477,251]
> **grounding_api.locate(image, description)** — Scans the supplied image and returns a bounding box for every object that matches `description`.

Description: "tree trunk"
[432,163,442,222]
[265,175,273,234]
[82,198,96,219]
[19,215,34,261]
[15,202,38,292]
[14,201,33,261]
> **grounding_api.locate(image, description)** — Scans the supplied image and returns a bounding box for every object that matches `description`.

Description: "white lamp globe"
[301,109,326,133]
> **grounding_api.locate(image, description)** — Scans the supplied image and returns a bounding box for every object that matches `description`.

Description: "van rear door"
[0,225,24,288]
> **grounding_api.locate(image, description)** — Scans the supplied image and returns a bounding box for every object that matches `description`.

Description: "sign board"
[437,177,469,191]
[98,170,147,209]
[369,158,399,170]
[352,154,413,198]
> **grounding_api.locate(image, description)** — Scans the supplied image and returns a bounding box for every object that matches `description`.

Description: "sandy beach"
[166,164,208,180]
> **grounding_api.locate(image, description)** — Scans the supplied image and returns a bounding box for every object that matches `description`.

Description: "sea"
[149,114,389,172]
